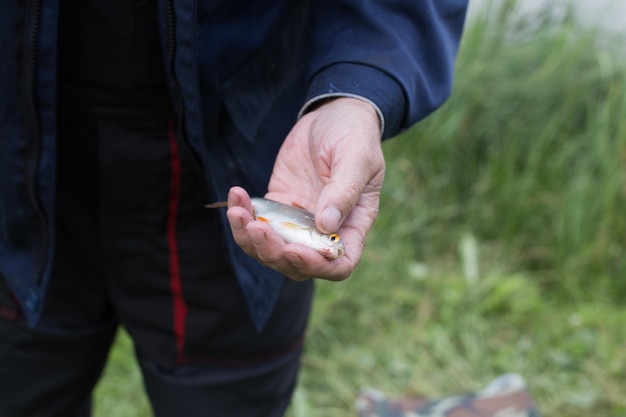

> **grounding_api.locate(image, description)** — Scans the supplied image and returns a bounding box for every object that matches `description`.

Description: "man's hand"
[226,97,385,281]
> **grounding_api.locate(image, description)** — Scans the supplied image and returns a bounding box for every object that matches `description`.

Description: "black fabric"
[57,0,172,117]
[0,105,313,417]
[140,346,302,417]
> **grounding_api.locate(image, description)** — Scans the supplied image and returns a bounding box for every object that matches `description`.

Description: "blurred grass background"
[94,2,626,416]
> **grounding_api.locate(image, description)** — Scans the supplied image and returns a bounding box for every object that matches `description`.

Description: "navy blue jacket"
[0,0,468,330]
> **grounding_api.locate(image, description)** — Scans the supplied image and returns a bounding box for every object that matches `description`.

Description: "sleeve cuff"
[300,63,407,139]
[298,93,386,137]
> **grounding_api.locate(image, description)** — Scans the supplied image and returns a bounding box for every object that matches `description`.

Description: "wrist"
[306,96,383,138]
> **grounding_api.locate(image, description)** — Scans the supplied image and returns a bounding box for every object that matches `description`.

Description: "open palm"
[226,98,384,281]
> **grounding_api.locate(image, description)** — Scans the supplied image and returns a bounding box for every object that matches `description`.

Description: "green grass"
[94,3,626,416]
[94,331,151,417]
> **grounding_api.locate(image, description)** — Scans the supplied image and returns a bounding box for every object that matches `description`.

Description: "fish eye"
[329,233,340,242]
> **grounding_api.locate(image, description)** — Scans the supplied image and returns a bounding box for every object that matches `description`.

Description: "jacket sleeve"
[301,0,469,140]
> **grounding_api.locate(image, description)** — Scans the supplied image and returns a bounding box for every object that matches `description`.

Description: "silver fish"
[205,197,345,259]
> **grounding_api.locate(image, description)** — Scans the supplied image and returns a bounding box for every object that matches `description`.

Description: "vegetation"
[94,2,626,416]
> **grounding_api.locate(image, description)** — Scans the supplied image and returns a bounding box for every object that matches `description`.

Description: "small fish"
[205,197,345,259]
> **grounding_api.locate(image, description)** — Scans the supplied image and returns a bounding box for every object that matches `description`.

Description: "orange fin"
[204,201,228,209]
[291,201,307,210]
[255,216,270,223]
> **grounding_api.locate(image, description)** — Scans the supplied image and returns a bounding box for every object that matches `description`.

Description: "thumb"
[314,156,374,234]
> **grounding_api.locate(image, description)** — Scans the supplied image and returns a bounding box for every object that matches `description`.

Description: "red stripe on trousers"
[167,120,188,363]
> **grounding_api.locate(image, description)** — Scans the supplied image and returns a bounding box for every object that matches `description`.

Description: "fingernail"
[321,207,342,232]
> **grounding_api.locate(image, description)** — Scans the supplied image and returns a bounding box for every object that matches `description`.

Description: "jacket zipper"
[165,0,185,135]
[24,0,49,286]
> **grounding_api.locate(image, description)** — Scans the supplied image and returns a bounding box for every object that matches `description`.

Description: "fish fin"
[291,201,307,210]
[204,201,228,209]
[280,221,308,230]
[255,216,270,223]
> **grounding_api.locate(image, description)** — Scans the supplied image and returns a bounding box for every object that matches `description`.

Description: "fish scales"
[251,198,316,228]
[250,198,345,259]
[205,197,345,259]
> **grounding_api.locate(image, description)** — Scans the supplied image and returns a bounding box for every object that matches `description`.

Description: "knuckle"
[255,250,284,270]
[340,183,362,211]
[286,273,311,282]
[238,244,257,258]
[256,252,279,266]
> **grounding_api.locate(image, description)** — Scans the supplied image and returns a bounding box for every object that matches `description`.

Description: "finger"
[283,246,355,281]
[226,207,294,270]
[245,221,289,268]
[283,224,366,282]
[226,206,256,255]
[228,186,253,213]
[226,210,315,280]
[243,230,340,281]
[226,186,257,255]
[227,186,361,281]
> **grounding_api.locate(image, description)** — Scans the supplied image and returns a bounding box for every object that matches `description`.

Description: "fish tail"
[204,201,228,209]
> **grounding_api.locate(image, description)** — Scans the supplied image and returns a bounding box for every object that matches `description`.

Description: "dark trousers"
[0,107,313,417]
